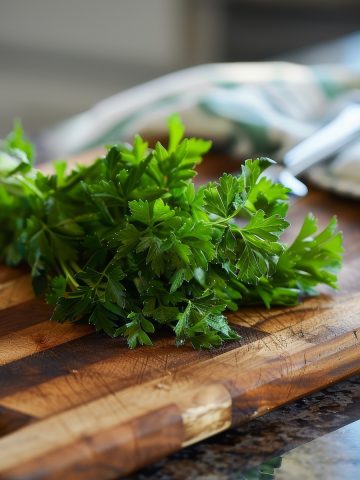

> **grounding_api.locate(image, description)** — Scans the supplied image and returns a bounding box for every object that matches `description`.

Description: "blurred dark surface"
[221,0,360,61]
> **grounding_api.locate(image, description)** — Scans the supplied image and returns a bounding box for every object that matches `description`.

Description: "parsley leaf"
[0,117,343,349]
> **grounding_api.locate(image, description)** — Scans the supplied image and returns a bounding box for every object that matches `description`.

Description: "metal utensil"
[269,103,360,196]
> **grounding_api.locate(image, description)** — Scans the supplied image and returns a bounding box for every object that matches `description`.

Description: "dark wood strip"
[0,333,124,398]
[0,405,34,438]
[0,299,52,338]
[0,266,26,284]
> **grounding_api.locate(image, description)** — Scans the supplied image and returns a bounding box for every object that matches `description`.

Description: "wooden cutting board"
[0,178,359,479]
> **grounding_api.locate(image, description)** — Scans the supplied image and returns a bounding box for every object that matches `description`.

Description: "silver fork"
[266,102,360,196]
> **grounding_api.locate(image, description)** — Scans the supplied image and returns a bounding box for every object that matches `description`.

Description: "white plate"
[307,165,360,199]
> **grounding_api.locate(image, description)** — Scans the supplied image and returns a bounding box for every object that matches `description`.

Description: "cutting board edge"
[0,323,359,480]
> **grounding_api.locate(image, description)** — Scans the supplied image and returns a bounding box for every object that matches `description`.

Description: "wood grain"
[0,299,52,337]
[0,405,34,438]
[0,275,33,311]
[0,298,358,478]
[0,321,92,366]
[0,154,359,479]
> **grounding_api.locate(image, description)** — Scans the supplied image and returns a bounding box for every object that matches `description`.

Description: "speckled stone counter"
[127,375,360,480]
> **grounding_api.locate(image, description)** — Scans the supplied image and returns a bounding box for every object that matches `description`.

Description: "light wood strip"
[0,404,183,480]
[0,275,34,311]
[229,291,355,334]
[179,383,232,446]
[229,292,360,338]
[229,297,332,334]
[230,337,360,426]
[0,321,92,366]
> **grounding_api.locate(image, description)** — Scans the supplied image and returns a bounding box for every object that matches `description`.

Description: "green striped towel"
[38,62,360,195]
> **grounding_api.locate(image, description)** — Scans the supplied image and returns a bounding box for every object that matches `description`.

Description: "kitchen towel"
[37,62,360,196]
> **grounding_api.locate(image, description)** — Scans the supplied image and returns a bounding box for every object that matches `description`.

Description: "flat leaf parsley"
[0,117,343,348]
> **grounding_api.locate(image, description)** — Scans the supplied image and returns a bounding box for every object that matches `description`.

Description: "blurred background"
[1,0,360,137]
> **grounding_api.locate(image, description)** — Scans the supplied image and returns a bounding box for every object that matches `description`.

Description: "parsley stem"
[17,176,44,199]
[69,261,82,274]
[0,178,24,196]
[59,258,79,290]
[206,206,250,228]
[58,162,99,192]
[53,214,97,228]
[206,215,235,227]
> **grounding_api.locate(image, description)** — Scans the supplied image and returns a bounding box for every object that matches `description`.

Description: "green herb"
[0,117,343,349]
[242,456,282,479]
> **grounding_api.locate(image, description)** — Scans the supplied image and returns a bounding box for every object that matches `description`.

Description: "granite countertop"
[127,375,360,480]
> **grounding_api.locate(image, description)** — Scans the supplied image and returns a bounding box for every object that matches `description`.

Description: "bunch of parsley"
[0,117,343,349]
